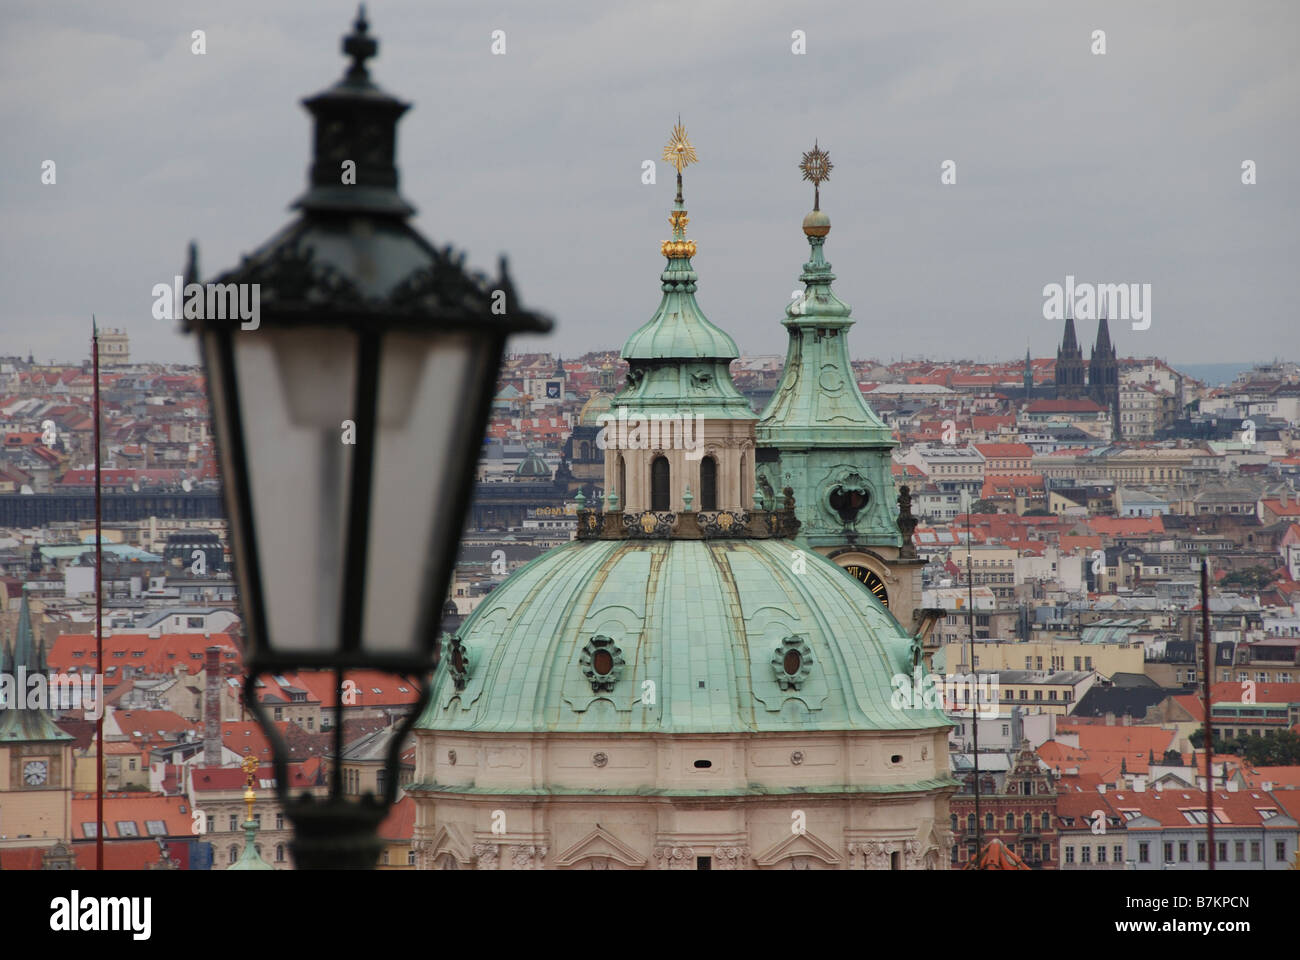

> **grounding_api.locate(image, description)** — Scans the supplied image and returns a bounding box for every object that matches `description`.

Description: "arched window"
[740,452,748,507]
[651,456,670,511]
[376,769,387,795]
[1023,813,1033,832]
[966,814,976,834]
[1041,812,1051,831]
[1005,813,1015,831]
[699,456,718,511]
[229,845,238,864]
[984,812,994,831]
[617,455,626,506]
[276,844,285,862]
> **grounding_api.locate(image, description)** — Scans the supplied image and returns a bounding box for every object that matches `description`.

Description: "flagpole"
[965,488,981,859]
[93,317,104,871]
[1201,551,1215,871]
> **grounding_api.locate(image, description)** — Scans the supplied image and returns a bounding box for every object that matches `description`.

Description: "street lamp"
[184,8,550,867]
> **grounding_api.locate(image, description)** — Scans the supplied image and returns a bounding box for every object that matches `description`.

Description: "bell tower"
[754,143,923,629]
[0,593,74,849]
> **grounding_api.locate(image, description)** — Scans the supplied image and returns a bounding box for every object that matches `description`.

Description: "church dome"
[513,450,551,479]
[418,538,945,735]
[577,392,613,426]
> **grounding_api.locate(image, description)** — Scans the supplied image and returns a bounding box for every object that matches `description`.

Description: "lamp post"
[183,8,550,868]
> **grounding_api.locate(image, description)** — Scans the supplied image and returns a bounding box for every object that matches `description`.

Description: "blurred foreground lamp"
[183,8,550,867]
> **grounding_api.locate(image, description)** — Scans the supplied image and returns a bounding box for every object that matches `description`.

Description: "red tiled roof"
[191,760,321,793]
[290,670,423,709]
[1086,516,1165,536]
[115,709,199,741]
[1099,788,1294,830]
[974,443,1034,459]
[71,839,168,870]
[49,633,240,677]
[1210,681,1300,704]
[379,795,416,841]
[70,793,192,838]
[1026,398,1106,413]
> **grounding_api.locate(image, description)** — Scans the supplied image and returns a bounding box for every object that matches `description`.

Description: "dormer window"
[581,635,624,692]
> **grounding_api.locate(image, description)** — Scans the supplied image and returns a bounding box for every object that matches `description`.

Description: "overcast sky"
[2,0,1297,368]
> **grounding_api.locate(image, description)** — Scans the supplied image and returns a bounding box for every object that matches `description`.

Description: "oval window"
[593,649,614,676]
[451,648,465,673]
[783,650,802,675]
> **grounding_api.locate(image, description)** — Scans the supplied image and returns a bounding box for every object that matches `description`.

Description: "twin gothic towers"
[1054,312,1120,433]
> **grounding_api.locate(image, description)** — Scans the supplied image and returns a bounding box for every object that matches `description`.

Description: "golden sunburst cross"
[663,119,697,207]
[663,119,697,174]
[800,140,833,211]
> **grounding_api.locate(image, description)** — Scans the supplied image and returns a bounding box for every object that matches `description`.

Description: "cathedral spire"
[758,141,890,445]
[756,142,897,548]
[0,591,73,742]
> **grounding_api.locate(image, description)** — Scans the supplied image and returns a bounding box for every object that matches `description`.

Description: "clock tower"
[755,144,924,631]
[0,594,73,851]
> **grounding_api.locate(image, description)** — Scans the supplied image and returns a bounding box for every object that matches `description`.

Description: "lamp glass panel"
[229,328,357,653]
[362,332,490,655]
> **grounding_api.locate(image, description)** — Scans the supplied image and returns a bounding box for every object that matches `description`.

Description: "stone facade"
[410,732,952,870]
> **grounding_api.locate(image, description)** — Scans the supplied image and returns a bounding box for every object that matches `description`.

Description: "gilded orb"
[802,209,831,237]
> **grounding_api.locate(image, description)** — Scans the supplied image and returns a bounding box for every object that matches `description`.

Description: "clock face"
[23,760,49,786]
[844,564,889,608]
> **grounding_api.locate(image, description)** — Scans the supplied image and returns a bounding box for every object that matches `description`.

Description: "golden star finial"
[241,754,258,823]
[663,119,697,174]
[800,140,833,210]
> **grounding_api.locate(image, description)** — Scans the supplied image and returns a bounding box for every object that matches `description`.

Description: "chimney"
[1097,783,1106,794]
[1134,777,1146,792]
[203,645,221,766]
[1263,781,1273,792]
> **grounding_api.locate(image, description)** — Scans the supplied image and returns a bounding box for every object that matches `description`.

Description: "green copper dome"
[417,538,947,734]
[514,450,551,479]
[615,147,753,419]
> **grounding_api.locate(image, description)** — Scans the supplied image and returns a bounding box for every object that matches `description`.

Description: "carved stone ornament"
[713,846,749,869]
[510,845,549,869]
[653,845,696,870]
[592,752,608,768]
[411,838,434,871]
[853,841,890,870]
[904,838,920,868]
[580,635,625,693]
[472,843,499,869]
